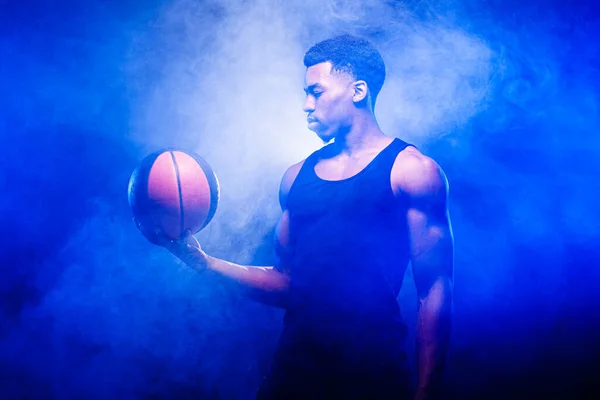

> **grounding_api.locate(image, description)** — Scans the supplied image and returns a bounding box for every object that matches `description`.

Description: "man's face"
[303,62,355,143]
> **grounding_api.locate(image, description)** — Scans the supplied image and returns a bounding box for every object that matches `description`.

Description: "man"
[139,34,454,399]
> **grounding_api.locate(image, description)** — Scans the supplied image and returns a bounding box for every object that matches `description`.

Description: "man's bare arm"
[160,161,303,308]
[394,150,454,400]
[176,211,291,308]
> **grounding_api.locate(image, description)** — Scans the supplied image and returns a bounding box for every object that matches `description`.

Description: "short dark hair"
[303,34,386,108]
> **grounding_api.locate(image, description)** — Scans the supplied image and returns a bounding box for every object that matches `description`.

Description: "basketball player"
[139,35,454,400]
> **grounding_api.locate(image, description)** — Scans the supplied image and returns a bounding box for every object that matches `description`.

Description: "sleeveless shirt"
[281,137,413,351]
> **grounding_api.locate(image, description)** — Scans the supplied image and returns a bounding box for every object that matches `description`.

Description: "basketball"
[128,149,220,241]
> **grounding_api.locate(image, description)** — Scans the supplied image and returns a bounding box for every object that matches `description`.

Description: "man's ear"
[353,80,369,103]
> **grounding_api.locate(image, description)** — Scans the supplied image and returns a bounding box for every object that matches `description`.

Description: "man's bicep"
[273,210,292,274]
[405,156,454,297]
[395,152,454,297]
[274,160,303,274]
[408,206,454,298]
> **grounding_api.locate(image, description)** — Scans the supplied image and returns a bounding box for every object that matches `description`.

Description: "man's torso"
[258,137,416,399]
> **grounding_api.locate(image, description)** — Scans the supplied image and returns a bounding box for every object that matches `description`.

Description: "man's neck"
[333,112,388,156]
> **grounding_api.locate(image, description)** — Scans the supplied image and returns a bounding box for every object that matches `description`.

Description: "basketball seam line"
[170,151,185,236]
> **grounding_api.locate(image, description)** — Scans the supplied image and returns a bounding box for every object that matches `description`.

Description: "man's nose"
[303,97,315,113]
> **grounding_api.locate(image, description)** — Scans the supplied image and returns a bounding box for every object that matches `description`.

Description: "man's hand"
[130,158,298,305]
[134,219,209,272]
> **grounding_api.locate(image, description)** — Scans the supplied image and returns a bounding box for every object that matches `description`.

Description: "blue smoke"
[0,0,598,399]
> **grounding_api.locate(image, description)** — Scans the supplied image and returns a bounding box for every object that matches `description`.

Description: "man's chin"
[315,131,334,144]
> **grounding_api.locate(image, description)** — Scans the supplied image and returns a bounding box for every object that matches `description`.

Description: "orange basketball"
[128,149,220,240]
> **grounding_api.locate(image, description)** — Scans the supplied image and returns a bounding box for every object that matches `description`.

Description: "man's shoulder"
[282,159,306,186]
[393,146,439,173]
[280,145,326,189]
[278,158,307,209]
[391,146,448,198]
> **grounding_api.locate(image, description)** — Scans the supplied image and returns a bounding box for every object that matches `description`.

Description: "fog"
[1,0,598,398]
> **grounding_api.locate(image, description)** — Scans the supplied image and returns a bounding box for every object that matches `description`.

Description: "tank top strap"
[285,146,326,210]
[378,138,411,164]
[292,147,322,183]
[364,138,412,178]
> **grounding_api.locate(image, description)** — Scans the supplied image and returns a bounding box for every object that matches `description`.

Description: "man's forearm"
[202,256,290,308]
[415,278,453,399]
[172,243,291,307]
[205,256,290,292]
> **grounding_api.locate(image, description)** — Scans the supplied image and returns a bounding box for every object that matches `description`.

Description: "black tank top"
[282,138,412,346]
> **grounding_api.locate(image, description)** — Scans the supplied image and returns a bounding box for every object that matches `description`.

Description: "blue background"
[1,0,599,398]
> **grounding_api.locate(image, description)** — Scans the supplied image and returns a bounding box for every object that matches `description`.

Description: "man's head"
[302,34,386,142]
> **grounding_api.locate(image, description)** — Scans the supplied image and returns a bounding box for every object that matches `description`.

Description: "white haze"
[128,0,494,260]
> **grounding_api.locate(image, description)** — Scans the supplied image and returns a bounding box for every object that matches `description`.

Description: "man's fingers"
[134,219,200,252]
[188,234,201,249]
